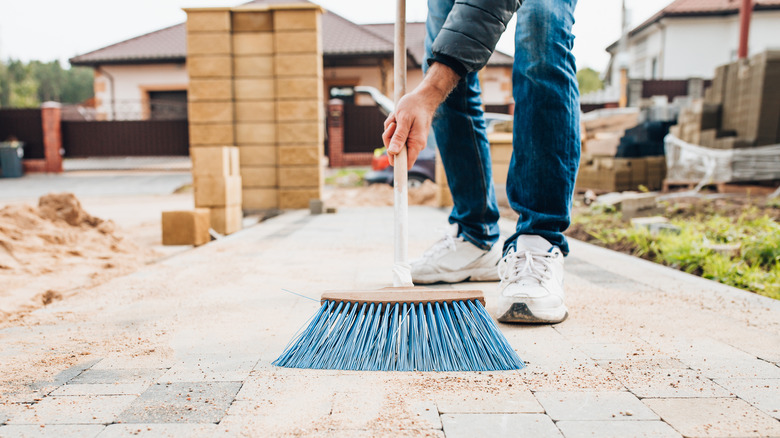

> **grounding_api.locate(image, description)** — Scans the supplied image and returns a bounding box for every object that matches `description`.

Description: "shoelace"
[498,248,554,284]
[422,228,462,258]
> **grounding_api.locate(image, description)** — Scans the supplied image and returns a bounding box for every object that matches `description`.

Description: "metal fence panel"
[62,120,189,157]
[0,109,44,159]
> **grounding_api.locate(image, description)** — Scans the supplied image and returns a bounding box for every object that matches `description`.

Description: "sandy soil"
[0,193,155,324]
[323,180,439,207]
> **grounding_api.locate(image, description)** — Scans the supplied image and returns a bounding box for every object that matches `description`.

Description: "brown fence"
[62,120,189,157]
[0,109,44,159]
[343,104,385,154]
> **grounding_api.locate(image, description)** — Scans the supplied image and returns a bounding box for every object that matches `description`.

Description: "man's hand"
[382,63,461,169]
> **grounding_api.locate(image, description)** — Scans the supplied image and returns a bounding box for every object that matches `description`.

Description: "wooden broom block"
[321,287,485,306]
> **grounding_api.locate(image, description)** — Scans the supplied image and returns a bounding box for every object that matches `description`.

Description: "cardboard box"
[210,205,242,235]
[194,175,242,207]
[162,209,210,246]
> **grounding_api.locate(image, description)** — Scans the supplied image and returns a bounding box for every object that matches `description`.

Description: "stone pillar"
[326,99,345,168]
[41,102,63,173]
[273,6,324,209]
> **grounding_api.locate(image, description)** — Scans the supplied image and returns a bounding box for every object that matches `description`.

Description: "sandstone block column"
[273,6,324,209]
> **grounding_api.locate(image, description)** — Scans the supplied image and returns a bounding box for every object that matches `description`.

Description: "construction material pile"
[667,50,780,183]
[0,193,149,321]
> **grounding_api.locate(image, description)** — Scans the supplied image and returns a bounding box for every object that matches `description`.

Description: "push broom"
[273,0,524,372]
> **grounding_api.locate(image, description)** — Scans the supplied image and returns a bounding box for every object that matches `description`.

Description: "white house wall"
[95,63,188,120]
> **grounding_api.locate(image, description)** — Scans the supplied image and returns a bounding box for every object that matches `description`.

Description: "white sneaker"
[411,224,501,284]
[496,235,568,324]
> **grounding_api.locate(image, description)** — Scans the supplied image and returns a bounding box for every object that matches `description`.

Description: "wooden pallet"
[662,179,780,195]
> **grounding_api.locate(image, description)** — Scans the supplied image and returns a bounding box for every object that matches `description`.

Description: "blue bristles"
[273,299,525,371]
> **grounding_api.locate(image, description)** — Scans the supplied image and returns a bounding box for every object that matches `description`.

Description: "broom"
[273,0,524,372]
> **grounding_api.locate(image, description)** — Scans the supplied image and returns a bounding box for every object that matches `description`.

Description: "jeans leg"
[506,0,580,255]
[425,0,500,250]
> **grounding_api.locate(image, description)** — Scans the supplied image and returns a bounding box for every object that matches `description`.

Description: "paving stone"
[50,384,149,396]
[556,420,681,438]
[28,360,102,393]
[602,361,731,398]
[535,391,658,421]
[522,365,626,392]
[714,378,780,419]
[5,396,136,425]
[0,424,105,437]
[668,338,780,379]
[116,382,241,424]
[158,355,258,382]
[643,397,780,437]
[69,368,168,385]
[436,388,542,414]
[440,414,562,438]
[576,342,665,361]
[330,391,441,430]
[90,356,173,370]
[96,423,229,437]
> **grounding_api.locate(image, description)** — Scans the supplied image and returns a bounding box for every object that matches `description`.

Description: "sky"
[0,0,674,72]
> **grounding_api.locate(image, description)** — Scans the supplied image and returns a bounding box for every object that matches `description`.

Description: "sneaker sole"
[413,267,499,284]
[497,303,568,324]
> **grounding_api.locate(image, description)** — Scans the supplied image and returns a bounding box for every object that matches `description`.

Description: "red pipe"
[738,0,753,59]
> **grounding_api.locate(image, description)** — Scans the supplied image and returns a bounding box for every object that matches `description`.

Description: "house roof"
[70,1,513,68]
[362,22,514,67]
[606,0,780,51]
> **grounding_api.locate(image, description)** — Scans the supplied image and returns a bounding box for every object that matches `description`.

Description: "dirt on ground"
[324,180,440,207]
[0,193,155,323]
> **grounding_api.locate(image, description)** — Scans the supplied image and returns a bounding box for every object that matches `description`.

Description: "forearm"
[415,62,461,111]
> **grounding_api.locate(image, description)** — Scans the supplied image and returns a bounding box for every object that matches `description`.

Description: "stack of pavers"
[669,50,780,181]
[191,146,243,235]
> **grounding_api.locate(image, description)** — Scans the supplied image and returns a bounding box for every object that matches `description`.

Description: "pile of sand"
[0,193,151,322]
[324,180,439,207]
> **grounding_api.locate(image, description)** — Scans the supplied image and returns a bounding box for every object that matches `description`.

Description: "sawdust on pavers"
[643,397,780,437]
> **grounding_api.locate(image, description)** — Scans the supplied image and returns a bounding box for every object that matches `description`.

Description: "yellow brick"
[187,32,231,55]
[240,146,277,166]
[189,79,232,101]
[236,123,276,144]
[278,144,320,165]
[187,10,231,32]
[190,146,240,177]
[277,121,321,144]
[162,209,210,246]
[189,123,234,145]
[276,77,321,99]
[276,99,318,122]
[279,188,321,209]
[243,188,278,210]
[275,54,320,77]
[232,33,273,55]
[235,78,275,100]
[209,205,242,235]
[491,144,512,164]
[274,31,319,54]
[492,163,509,185]
[188,55,232,78]
[232,11,273,32]
[194,175,242,207]
[235,101,275,122]
[229,147,240,175]
[240,166,277,187]
[274,9,319,31]
[189,101,233,123]
[278,166,320,188]
[234,56,274,77]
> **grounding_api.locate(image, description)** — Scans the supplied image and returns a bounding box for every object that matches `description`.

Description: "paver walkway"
[1,207,779,437]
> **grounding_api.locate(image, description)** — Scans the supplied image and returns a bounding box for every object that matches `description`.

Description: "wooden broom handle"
[392,0,412,287]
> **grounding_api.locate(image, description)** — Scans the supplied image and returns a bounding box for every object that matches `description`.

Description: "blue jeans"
[425,0,580,254]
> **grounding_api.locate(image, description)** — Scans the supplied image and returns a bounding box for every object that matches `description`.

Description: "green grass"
[568,206,780,300]
[324,168,368,187]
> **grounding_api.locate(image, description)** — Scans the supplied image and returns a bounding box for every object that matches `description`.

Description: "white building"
[607,0,780,81]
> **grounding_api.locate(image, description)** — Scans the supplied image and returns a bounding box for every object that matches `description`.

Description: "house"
[605,0,780,82]
[69,3,514,121]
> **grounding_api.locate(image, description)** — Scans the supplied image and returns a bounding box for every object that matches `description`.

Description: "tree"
[0,59,93,108]
[577,68,604,95]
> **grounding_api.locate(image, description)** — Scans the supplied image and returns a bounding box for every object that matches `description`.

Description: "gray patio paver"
[4,395,136,425]
[49,383,149,396]
[116,382,241,424]
[69,368,168,386]
[96,423,228,438]
[440,413,562,438]
[435,388,542,414]
[601,361,732,398]
[534,391,659,421]
[556,420,682,438]
[713,378,780,420]
[0,424,105,438]
[643,397,780,437]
